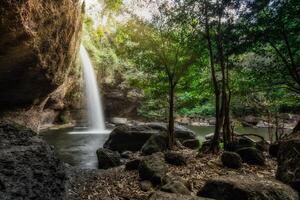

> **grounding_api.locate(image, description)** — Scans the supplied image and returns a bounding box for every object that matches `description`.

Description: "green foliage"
[80,0,300,121]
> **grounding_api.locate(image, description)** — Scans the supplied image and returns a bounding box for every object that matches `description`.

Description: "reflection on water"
[41,128,109,169]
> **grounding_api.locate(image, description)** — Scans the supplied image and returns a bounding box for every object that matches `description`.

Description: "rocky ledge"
[0,123,67,200]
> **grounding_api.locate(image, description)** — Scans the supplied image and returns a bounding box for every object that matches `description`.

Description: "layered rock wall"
[0,0,83,129]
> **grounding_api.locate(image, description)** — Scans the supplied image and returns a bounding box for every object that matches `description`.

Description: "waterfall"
[78,45,106,133]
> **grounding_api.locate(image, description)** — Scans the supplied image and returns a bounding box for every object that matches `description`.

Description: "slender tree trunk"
[204,0,221,153]
[168,82,175,149]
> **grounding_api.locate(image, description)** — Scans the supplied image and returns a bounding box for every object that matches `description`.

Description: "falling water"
[78,45,106,133]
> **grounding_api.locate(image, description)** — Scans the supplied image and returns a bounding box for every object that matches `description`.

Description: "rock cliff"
[0,0,83,129]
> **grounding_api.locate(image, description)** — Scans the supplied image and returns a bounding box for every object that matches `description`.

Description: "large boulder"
[198,175,298,200]
[221,151,242,169]
[104,124,196,152]
[138,153,167,185]
[150,191,214,200]
[276,132,300,193]
[146,122,197,142]
[236,147,265,166]
[103,125,160,152]
[141,134,168,155]
[0,123,67,200]
[96,148,121,169]
[0,0,82,113]
[227,136,256,152]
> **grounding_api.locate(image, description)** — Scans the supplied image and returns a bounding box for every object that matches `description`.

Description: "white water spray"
[71,45,108,134]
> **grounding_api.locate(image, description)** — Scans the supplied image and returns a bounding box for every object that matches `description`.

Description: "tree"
[181,0,241,152]
[117,13,197,148]
[238,0,300,131]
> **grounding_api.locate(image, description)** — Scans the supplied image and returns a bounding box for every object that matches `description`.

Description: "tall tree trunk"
[168,82,175,149]
[204,0,221,153]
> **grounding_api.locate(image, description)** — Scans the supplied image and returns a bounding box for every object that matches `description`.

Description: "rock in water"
[96,148,121,169]
[104,124,196,152]
[146,123,197,141]
[138,153,167,185]
[150,191,214,200]
[221,151,242,169]
[237,147,265,165]
[164,151,187,166]
[103,125,160,152]
[197,175,299,200]
[0,123,67,200]
[276,133,300,193]
[141,134,168,155]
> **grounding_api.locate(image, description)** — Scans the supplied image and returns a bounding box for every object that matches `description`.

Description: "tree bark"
[204,0,221,153]
[168,82,175,149]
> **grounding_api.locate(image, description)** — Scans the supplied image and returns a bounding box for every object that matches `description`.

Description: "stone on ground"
[96,148,121,169]
[139,180,153,192]
[221,151,242,169]
[164,151,187,166]
[161,180,190,195]
[237,147,265,165]
[141,134,168,155]
[138,152,167,185]
[197,175,298,200]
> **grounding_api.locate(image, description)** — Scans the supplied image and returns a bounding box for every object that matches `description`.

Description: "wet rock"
[96,148,121,169]
[182,139,200,149]
[0,123,67,200]
[138,153,167,185]
[221,151,242,169]
[139,180,153,192]
[125,159,141,171]
[237,147,265,165]
[197,175,298,200]
[150,191,214,200]
[141,134,168,155]
[161,181,190,195]
[276,133,300,193]
[164,151,187,166]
